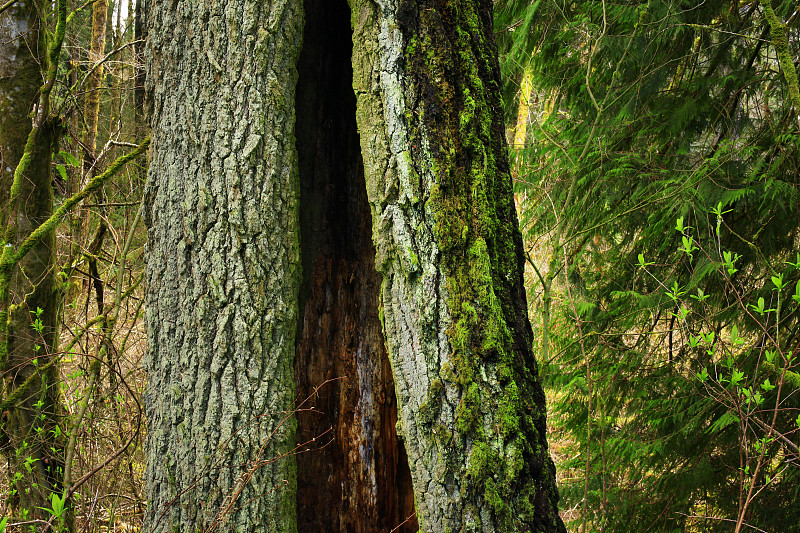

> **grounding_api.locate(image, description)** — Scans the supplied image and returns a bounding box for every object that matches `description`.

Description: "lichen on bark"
[348,0,566,531]
[143,1,303,530]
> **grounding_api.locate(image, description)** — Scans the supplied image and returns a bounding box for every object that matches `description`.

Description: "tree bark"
[144,0,564,531]
[348,1,565,530]
[143,0,303,531]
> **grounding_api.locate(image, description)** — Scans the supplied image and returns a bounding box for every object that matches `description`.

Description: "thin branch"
[0,0,17,16]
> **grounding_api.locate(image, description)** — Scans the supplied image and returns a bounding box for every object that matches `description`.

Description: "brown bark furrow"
[143,1,302,531]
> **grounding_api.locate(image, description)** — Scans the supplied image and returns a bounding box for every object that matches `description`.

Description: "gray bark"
[143,1,303,531]
[349,0,566,531]
[144,0,564,531]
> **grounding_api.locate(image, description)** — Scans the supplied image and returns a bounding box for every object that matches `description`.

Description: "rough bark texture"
[143,1,303,530]
[293,1,416,531]
[0,0,40,229]
[0,0,66,519]
[145,0,564,530]
[348,0,566,531]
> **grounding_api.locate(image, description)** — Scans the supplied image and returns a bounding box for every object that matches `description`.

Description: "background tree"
[143,0,565,532]
[0,0,69,524]
[1,0,149,529]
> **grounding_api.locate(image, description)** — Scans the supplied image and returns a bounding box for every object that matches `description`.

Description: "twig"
[0,0,17,16]
[389,512,419,533]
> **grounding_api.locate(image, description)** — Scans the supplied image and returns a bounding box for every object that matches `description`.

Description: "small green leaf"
[786,252,800,270]
[750,297,766,315]
[723,250,740,275]
[734,326,745,345]
[58,150,80,166]
[691,288,709,302]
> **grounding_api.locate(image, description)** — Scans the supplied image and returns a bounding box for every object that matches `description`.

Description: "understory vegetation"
[498,0,800,531]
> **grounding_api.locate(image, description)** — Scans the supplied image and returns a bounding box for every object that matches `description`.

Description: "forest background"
[0,0,799,532]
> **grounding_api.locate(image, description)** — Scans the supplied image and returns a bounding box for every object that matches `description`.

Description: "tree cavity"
[294,1,417,531]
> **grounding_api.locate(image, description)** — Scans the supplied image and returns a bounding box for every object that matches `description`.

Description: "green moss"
[497,382,521,437]
[466,441,493,480]
[484,478,504,514]
[398,0,561,528]
[405,246,420,276]
[418,377,444,426]
[455,381,481,434]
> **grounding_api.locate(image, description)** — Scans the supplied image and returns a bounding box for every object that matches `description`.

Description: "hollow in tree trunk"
[143,1,565,531]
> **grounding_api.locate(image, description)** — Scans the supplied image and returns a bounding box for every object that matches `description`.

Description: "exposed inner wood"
[294,1,417,531]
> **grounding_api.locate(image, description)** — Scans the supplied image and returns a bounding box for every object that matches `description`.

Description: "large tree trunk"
[144,0,564,531]
[143,1,303,530]
[0,0,67,522]
[348,1,564,531]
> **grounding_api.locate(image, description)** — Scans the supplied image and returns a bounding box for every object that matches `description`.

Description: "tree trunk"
[349,1,564,531]
[144,0,564,531]
[143,0,303,530]
[84,0,109,172]
[0,0,67,523]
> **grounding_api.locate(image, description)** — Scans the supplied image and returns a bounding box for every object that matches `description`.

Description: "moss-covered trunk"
[0,0,67,522]
[144,0,563,531]
[348,0,566,531]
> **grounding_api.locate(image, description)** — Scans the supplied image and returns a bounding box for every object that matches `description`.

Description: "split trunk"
[144,1,565,531]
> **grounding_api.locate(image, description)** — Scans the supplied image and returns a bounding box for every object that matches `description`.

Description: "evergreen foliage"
[497,1,800,531]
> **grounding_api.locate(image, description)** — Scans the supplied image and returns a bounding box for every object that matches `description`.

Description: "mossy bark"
[348,0,566,531]
[143,1,303,531]
[145,0,563,531]
[0,0,68,522]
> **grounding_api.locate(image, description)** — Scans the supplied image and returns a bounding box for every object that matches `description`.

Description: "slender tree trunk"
[514,66,534,149]
[81,0,110,316]
[134,0,146,123]
[85,0,108,167]
[0,0,68,523]
[349,1,565,530]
